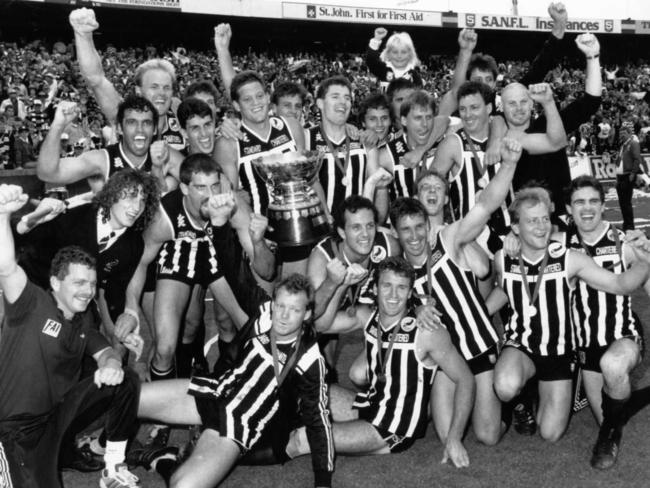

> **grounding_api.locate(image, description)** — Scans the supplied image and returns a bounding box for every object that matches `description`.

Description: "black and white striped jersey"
[566,224,641,348]
[500,241,574,356]
[237,116,298,215]
[306,125,368,213]
[412,231,498,360]
[313,229,396,308]
[385,134,435,200]
[353,309,437,439]
[188,302,333,456]
[102,142,152,181]
[157,189,220,284]
[447,129,512,238]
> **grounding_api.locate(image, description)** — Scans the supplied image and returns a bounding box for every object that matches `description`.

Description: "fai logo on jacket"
[42,319,62,338]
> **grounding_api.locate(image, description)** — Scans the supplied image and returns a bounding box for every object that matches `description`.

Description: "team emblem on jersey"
[241,132,250,143]
[395,141,404,154]
[177,214,186,228]
[370,245,387,263]
[114,157,124,169]
[400,316,417,332]
[42,319,62,338]
[169,117,180,131]
[570,234,580,246]
[548,241,565,259]
[386,72,394,81]
[270,117,284,130]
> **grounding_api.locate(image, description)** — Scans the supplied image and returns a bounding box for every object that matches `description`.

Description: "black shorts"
[504,342,575,381]
[371,424,416,453]
[192,389,247,454]
[578,334,644,372]
[157,239,223,287]
[467,345,498,375]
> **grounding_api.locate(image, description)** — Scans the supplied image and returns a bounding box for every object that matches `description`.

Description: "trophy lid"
[251,150,324,183]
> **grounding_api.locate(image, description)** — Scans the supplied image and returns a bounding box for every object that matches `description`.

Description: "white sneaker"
[99,463,140,488]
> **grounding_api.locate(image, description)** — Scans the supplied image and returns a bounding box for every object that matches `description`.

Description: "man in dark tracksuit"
[0,184,140,488]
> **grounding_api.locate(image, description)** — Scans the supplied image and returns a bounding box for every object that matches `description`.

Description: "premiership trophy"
[252,150,330,247]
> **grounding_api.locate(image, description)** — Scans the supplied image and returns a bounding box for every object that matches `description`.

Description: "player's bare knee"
[348,364,368,388]
[600,351,631,383]
[169,470,190,488]
[474,423,501,446]
[539,422,564,442]
[494,374,520,402]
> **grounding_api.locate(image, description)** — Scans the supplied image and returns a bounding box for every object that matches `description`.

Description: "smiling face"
[395,213,429,261]
[338,208,377,259]
[402,104,434,148]
[50,264,97,319]
[458,93,491,136]
[567,186,605,235]
[137,68,173,116]
[181,171,223,221]
[274,94,304,121]
[234,81,270,125]
[387,43,413,70]
[183,114,215,155]
[416,173,448,217]
[317,84,351,127]
[363,107,391,141]
[271,288,310,340]
[118,108,155,158]
[376,269,412,319]
[512,202,553,254]
[502,84,532,128]
[109,185,146,229]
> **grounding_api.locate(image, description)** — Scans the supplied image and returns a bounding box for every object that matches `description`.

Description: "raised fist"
[458,29,477,52]
[54,101,79,127]
[150,140,170,167]
[326,258,347,286]
[528,83,554,105]
[207,192,236,226]
[345,263,368,286]
[214,23,232,51]
[500,137,523,166]
[575,33,600,57]
[0,184,29,215]
[248,213,268,244]
[370,167,393,188]
[374,27,388,41]
[69,8,99,35]
[548,2,567,24]
[359,129,381,149]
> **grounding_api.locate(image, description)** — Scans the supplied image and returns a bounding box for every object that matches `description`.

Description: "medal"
[518,251,550,321]
[346,305,356,317]
[376,373,386,384]
[341,176,349,187]
[478,177,488,189]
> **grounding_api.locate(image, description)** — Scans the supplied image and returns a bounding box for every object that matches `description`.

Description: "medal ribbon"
[518,250,550,311]
[270,328,303,388]
[376,317,403,380]
[321,123,351,184]
[462,129,487,180]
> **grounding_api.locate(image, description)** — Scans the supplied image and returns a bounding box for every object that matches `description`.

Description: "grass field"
[63,186,650,488]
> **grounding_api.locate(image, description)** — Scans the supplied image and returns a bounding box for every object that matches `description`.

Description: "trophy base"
[266,199,331,247]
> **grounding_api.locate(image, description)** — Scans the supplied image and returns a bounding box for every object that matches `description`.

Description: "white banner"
[458,13,620,34]
[282,2,442,26]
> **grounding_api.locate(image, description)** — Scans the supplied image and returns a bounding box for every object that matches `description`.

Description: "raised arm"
[214,23,237,98]
[0,185,29,304]
[575,33,601,98]
[516,83,567,154]
[69,8,122,125]
[451,138,521,246]
[366,27,389,81]
[214,137,240,191]
[37,101,106,184]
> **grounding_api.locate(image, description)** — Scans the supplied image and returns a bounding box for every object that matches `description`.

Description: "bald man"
[500,33,602,220]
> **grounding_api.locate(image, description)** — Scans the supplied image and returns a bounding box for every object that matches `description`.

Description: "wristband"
[586,54,599,60]
[123,307,141,334]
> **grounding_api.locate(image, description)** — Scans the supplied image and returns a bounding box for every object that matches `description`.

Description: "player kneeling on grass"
[288,256,474,467]
[137,269,334,488]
